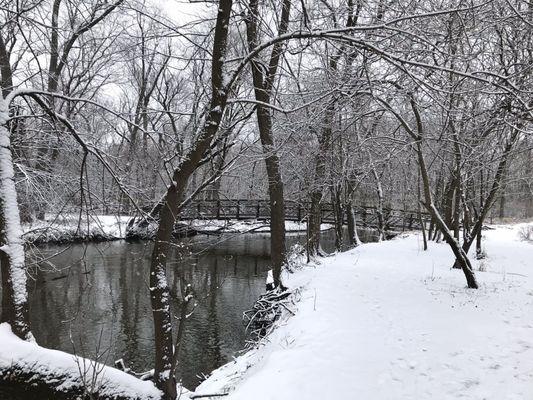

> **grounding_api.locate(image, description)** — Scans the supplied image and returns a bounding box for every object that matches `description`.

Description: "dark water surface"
[15,228,379,389]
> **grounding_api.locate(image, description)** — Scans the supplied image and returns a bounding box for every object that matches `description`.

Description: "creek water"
[16,228,379,389]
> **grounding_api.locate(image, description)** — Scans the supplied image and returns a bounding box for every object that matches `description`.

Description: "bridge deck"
[177,199,429,231]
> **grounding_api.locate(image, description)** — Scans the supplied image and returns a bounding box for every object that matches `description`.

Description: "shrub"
[518,225,533,243]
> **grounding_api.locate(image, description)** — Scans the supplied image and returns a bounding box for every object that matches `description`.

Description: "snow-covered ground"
[22,214,332,243]
[0,323,166,399]
[192,219,333,234]
[195,223,533,400]
[22,214,131,243]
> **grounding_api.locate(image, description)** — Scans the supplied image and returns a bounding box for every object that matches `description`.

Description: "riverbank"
[0,323,168,400]
[194,223,533,399]
[21,214,334,244]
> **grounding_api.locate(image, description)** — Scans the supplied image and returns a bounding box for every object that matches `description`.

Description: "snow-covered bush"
[285,243,306,272]
[518,225,533,243]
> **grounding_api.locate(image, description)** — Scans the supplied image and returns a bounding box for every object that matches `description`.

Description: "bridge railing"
[175,199,431,231]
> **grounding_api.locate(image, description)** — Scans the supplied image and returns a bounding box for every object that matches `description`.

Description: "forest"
[0,0,532,399]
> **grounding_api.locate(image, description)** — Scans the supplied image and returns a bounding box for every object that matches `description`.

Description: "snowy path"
[197,224,533,400]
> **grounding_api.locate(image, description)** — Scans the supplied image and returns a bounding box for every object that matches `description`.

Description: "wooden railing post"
[236,200,240,219]
[256,201,260,219]
[216,200,221,219]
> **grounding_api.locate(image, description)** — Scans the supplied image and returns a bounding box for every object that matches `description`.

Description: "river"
[15,228,379,389]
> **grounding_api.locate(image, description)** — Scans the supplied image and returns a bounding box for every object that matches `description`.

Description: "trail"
[196,224,533,400]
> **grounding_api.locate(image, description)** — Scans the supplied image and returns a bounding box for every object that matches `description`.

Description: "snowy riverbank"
[21,214,333,244]
[194,223,533,400]
[0,323,167,399]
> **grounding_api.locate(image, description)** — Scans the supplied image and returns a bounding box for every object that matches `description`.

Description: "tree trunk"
[0,37,32,340]
[412,120,478,288]
[371,166,384,241]
[475,169,484,258]
[382,95,479,288]
[525,141,533,219]
[453,170,461,242]
[307,191,322,258]
[266,153,286,286]
[498,168,507,220]
[417,173,428,250]
[460,126,520,256]
[245,0,291,288]
[148,0,233,396]
[0,117,33,341]
[346,203,361,246]
[307,101,335,257]
[331,184,344,251]
[416,144,478,288]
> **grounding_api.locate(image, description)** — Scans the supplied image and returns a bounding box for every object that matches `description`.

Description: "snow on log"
[0,323,168,400]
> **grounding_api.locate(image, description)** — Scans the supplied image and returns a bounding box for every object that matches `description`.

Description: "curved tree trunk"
[378,95,478,288]
[148,0,233,397]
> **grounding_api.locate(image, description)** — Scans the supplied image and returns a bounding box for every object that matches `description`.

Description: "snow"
[0,323,171,399]
[22,214,132,243]
[191,219,333,234]
[195,223,533,400]
[22,215,333,243]
[0,112,32,339]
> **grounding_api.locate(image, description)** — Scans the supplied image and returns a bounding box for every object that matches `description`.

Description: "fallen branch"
[243,288,300,343]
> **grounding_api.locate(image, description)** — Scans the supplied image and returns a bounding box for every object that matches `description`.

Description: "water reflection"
[7,227,379,389]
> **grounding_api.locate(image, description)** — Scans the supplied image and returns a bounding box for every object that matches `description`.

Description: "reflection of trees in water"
[207,257,222,369]
[118,247,143,370]
[169,250,271,388]
[24,233,366,389]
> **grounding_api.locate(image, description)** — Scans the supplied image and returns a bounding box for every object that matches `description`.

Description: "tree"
[244,0,292,288]
[147,0,233,396]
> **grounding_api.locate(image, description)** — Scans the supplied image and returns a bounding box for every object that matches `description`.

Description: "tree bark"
[331,184,344,251]
[346,202,361,246]
[307,100,335,257]
[417,173,428,250]
[245,0,291,288]
[525,139,533,219]
[0,44,33,340]
[148,0,232,397]
[370,164,384,241]
[307,190,323,257]
[0,114,33,340]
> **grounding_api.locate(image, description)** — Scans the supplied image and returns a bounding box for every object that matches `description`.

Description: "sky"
[150,0,216,25]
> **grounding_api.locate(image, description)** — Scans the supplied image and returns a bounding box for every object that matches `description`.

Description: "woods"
[1,0,532,399]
